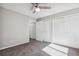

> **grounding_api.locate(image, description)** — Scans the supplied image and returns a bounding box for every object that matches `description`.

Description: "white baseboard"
[0,41,29,50]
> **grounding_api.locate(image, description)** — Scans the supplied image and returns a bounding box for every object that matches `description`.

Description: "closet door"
[53,13,79,48]
[36,20,51,42]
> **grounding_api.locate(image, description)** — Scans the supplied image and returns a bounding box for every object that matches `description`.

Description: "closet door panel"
[36,20,51,42]
[53,13,79,48]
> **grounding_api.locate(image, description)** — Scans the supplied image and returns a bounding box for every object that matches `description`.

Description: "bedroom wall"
[0,7,34,50]
[29,20,36,39]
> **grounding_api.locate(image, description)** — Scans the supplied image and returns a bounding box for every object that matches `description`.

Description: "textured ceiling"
[0,3,79,19]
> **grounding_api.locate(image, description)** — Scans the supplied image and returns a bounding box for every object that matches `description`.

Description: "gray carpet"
[0,39,79,56]
[0,39,50,56]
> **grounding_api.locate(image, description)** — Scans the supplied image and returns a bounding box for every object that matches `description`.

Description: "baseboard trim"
[0,41,30,51]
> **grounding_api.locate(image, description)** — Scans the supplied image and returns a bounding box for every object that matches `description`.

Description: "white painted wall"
[29,20,36,39]
[0,7,34,50]
[53,13,79,48]
[36,19,52,42]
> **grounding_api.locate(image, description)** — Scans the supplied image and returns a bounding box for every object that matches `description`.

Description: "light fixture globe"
[35,7,40,12]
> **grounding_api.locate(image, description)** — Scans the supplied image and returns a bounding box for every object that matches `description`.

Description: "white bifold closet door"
[36,19,52,42]
[53,13,79,48]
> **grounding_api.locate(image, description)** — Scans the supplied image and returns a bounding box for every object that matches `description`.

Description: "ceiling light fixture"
[35,7,40,12]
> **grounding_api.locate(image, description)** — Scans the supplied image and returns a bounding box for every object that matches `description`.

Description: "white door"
[36,20,51,42]
[53,13,79,48]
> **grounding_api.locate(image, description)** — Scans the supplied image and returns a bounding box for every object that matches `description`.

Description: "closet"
[36,19,52,42]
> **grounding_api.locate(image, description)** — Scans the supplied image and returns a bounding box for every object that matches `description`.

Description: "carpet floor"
[0,39,50,56]
[0,39,79,56]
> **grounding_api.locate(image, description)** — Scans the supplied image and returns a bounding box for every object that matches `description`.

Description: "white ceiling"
[1,3,79,19]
